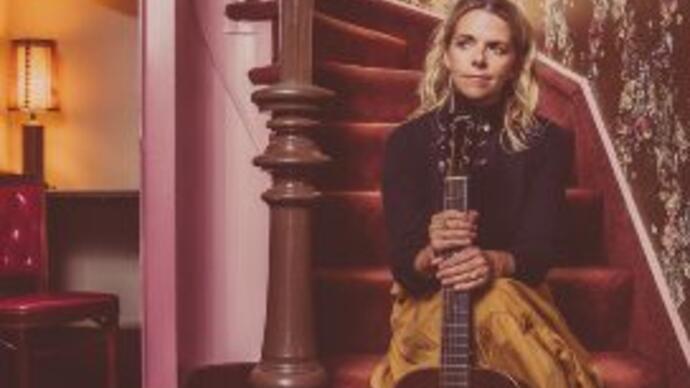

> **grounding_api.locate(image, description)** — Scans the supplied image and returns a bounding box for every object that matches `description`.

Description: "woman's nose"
[471,47,487,68]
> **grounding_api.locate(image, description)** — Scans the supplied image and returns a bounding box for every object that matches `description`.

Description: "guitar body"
[395,366,524,388]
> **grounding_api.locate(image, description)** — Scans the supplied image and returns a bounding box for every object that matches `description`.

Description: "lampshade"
[9,39,59,113]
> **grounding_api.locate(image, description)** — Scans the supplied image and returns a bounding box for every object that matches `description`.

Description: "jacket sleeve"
[510,125,570,285]
[381,125,439,297]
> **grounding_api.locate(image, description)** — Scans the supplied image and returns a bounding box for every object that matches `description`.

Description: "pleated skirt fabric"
[370,278,602,388]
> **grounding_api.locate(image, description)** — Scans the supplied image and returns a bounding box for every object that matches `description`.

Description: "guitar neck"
[441,175,472,388]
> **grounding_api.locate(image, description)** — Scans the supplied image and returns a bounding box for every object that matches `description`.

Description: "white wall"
[4,0,139,190]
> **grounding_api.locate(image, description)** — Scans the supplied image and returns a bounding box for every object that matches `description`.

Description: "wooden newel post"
[249,0,333,387]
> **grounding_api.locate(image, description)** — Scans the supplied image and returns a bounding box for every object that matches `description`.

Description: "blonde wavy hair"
[415,0,540,151]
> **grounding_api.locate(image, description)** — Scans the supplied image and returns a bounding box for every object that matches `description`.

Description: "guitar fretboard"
[441,175,472,388]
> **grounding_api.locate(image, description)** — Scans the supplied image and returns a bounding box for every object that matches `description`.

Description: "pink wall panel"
[143,0,271,386]
[142,0,178,387]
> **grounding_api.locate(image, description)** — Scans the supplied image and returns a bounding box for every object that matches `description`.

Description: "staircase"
[227,0,667,387]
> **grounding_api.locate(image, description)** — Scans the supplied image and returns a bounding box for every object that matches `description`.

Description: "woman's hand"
[428,209,479,253]
[431,248,516,291]
[414,210,479,278]
[432,247,492,291]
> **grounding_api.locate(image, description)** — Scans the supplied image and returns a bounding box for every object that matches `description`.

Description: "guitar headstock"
[445,112,493,177]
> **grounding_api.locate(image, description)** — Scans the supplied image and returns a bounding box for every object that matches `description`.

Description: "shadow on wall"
[93,0,138,16]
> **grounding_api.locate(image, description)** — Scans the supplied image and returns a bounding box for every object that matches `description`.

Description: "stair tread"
[591,351,667,388]
[319,61,421,77]
[248,61,421,86]
[323,351,664,388]
[225,0,277,21]
[316,0,441,35]
[321,121,400,129]
[317,265,392,281]
[317,264,630,280]
[547,266,632,281]
[320,187,599,197]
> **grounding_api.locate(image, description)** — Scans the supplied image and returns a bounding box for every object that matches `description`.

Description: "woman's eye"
[489,45,509,55]
[454,39,472,49]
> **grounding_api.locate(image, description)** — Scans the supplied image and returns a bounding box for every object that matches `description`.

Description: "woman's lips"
[462,75,492,85]
[464,75,491,80]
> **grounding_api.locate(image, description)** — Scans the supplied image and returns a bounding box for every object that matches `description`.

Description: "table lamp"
[8,39,59,182]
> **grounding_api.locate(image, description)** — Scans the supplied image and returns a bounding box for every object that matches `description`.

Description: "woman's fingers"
[430,247,477,270]
[440,263,489,284]
[452,276,489,291]
[437,250,484,274]
[431,239,474,253]
[431,210,480,227]
[429,210,480,252]
[435,248,493,290]
[429,230,476,252]
[429,220,476,233]
[432,229,477,240]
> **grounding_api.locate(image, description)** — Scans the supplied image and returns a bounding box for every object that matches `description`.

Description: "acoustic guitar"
[396,112,523,387]
[395,175,522,388]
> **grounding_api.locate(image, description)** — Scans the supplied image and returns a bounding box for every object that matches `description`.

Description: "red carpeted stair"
[228,0,668,387]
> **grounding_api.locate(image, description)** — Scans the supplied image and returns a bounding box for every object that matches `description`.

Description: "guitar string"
[442,181,471,387]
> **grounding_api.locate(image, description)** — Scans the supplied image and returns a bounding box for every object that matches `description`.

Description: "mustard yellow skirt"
[370,278,602,388]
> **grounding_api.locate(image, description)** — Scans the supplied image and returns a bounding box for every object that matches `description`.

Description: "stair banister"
[249,0,333,387]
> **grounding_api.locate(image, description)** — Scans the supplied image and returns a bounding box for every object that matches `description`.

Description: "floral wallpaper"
[396,0,690,339]
[397,0,455,13]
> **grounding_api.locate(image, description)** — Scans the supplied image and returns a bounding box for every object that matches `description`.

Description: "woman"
[370,0,602,387]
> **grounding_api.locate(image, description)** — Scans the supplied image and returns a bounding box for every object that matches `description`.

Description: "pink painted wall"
[175,0,271,375]
[143,0,271,385]
[142,0,178,387]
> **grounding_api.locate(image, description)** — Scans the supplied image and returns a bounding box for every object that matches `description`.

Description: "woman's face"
[444,9,518,106]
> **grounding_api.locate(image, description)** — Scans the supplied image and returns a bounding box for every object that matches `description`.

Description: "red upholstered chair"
[0,174,119,388]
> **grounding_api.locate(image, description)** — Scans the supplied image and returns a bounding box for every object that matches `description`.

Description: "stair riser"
[315,124,575,191]
[316,0,440,68]
[314,124,394,191]
[315,190,603,267]
[314,194,389,267]
[546,269,633,351]
[562,190,603,266]
[317,70,420,122]
[315,275,393,355]
[314,13,409,68]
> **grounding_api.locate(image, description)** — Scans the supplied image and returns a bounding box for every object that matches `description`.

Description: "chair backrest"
[0,174,48,294]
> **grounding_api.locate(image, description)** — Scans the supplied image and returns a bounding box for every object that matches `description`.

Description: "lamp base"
[22,123,44,182]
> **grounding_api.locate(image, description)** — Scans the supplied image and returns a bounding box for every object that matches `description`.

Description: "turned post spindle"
[249,0,333,387]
